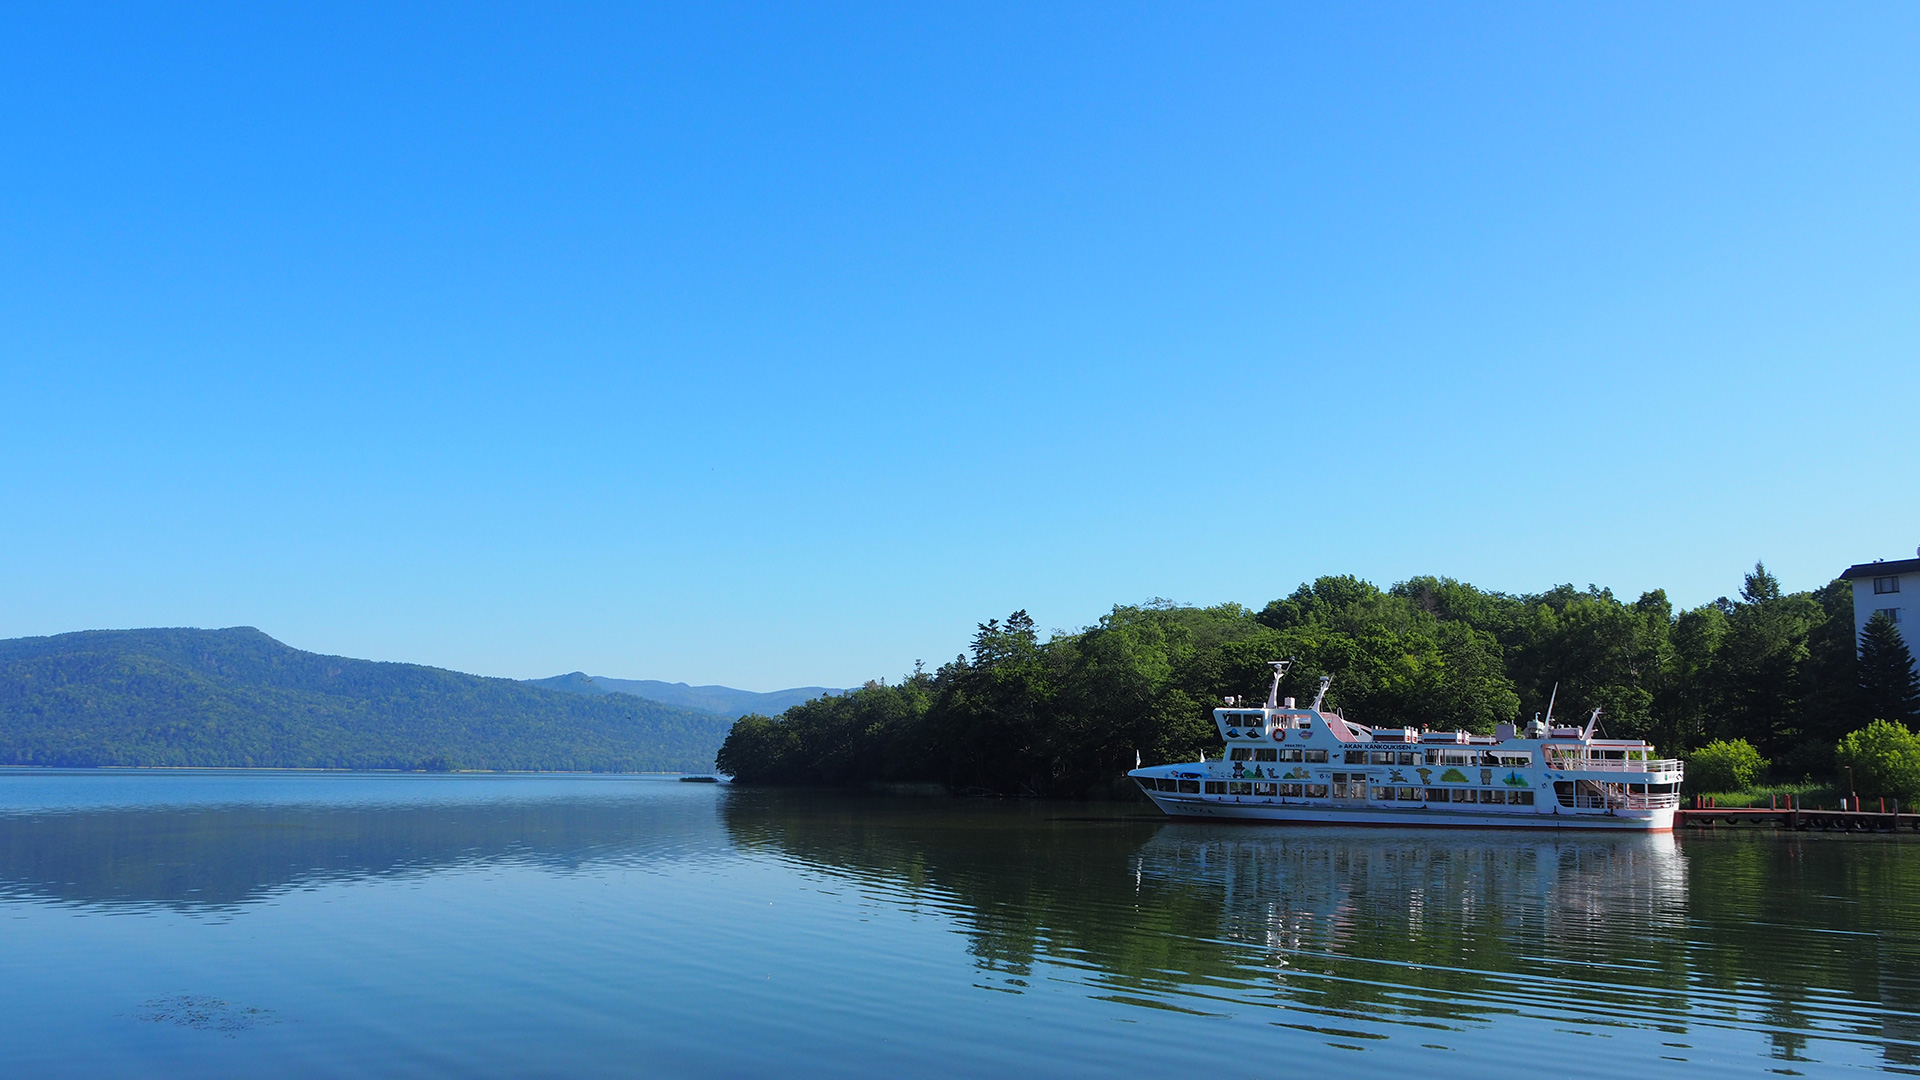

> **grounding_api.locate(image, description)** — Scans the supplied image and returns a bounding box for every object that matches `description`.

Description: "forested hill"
[0,628,732,771]
[526,672,839,718]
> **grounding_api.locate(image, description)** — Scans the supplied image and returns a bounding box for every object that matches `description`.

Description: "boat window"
[1552,781,1574,806]
[1369,751,1393,764]
[1512,790,1535,805]
[1279,783,1303,797]
[1279,749,1303,762]
[1304,750,1328,763]
[1452,789,1477,803]
[1425,788,1449,802]
[1253,782,1277,796]
[1397,752,1417,766]
[1204,781,1227,794]
[1229,747,1253,761]
[1179,780,1201,794]
[1255,748,1277,762]
[1424,750,1440,765]
[1496,753,1532,766]
[1483,789,1507,804]
[1228,782,1252,795]
[1377,786,1396,800]
[1305,784,1329,798]
[1398,786,1420,801]
[1441,752,1471,765]
[1136,779,1157,794]
[1349,780,1368,799]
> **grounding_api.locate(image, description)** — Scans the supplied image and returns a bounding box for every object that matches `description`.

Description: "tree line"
[716,564,1920,797]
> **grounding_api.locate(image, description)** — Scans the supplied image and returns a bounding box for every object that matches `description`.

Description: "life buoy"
[1275,730,1286,742]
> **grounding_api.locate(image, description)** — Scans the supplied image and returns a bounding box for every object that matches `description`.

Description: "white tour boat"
[1129,662,1682,831]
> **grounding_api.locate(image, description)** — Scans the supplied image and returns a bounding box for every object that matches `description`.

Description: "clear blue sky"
[3,3,1916,690]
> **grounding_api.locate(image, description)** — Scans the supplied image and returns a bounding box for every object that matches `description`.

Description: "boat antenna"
[1135,749,1142,770]
[1544,682,1558,726]
[1264,659,1292,709]
[1310,675,1331,711]
[1582,707,1602,740]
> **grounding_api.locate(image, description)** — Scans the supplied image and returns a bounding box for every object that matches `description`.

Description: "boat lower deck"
[1150,793,1673,831]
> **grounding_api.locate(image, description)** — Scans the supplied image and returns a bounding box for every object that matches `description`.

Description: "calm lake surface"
[1,772,1915,1078]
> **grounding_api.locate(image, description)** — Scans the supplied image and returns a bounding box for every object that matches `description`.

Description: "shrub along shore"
[717,564,1920,799]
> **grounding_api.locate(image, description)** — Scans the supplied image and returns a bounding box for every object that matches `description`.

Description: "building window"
[1879,607,1904,624]
[1875,576,1901,595]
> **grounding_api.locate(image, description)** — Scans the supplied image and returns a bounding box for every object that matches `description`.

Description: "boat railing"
[1547,757,1683,774]
[1562,792,1681,811]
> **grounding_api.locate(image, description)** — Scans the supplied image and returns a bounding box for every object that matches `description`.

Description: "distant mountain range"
[0,628,732,772]
[525,672,839,719]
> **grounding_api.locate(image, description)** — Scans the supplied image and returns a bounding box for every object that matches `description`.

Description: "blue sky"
[3,3,1916,689]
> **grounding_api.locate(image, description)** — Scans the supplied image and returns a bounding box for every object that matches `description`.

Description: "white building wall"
[1851,569,1913,652]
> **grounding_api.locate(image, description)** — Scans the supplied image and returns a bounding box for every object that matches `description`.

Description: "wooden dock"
[1675,800,1920,832]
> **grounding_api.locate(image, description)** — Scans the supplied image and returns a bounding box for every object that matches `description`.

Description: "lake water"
[0,771,1914,1078]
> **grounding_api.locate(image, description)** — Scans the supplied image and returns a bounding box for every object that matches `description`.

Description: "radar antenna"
[1310,674,1332,712]
[1264,659,1292,709]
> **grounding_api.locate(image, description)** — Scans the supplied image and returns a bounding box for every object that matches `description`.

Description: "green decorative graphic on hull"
[1503,772,1530,787]
[1439,767,1468,784]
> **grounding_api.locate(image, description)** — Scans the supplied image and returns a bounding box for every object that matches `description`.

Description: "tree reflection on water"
[717,789,1920,1070]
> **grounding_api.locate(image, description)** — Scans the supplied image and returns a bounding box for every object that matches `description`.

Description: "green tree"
[1686,738,1767,792]
[1796,579,1862,750]
[1835,719,1920,801]
[1260,576,1519,733]
[923,611,1059,794]
[1504,585,1671,742]
[1857,612,1920,728]
[714,713,799,782]
[1709,563,1824,761]
[1658,601,1727,750]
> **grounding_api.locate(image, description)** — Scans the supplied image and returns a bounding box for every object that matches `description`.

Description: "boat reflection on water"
[1126,826,1690,1033]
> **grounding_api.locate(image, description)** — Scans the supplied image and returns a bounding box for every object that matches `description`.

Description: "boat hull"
[1144,792,1673,831]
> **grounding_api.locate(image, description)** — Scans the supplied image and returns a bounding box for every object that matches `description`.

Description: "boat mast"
[1264,660,1291,709]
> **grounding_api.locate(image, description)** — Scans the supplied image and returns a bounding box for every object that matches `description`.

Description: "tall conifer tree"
[1858,612,1920,727]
